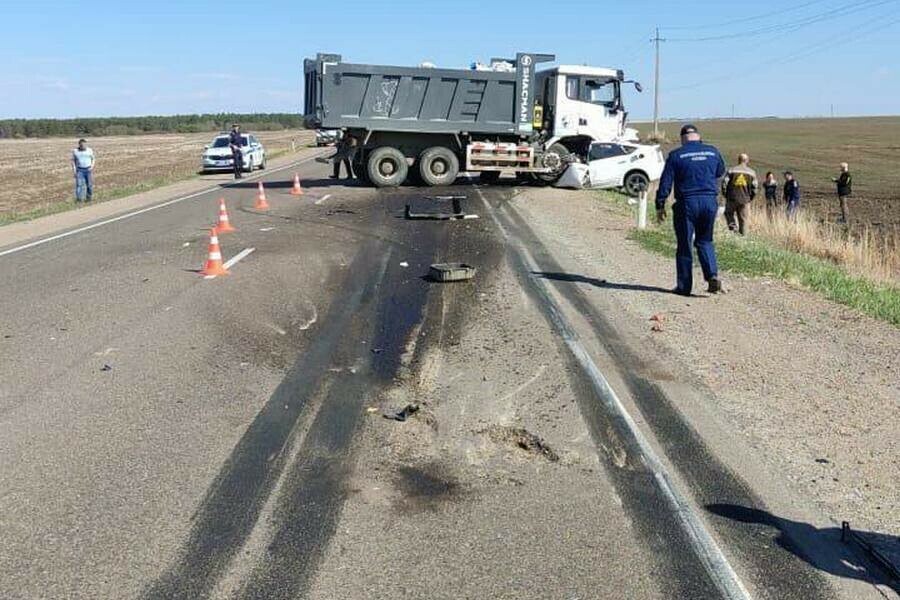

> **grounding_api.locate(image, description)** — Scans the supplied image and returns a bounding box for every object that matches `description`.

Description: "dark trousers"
[838,195,850,222]
[673,196,719,294]
[786,199,800,220]
[724,200,750,235]
[232,150,243,178]
[765,196,778,220]
[332,157,354,178]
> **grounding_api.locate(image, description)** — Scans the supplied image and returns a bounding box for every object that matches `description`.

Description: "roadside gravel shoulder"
[512,187,899,537]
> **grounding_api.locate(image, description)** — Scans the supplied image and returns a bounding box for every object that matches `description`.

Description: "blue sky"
[3,0,898,120]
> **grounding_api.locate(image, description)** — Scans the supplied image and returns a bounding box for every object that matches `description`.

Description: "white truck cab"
[536,65,640,146]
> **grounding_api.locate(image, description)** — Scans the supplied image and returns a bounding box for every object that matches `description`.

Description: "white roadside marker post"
[637,190,648,229]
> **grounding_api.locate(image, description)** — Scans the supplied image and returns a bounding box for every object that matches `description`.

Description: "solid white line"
[222,247,255,270]
[0,152,327,260]
[203,247,255,280]
[314,194,332,205]
[473,183,752,600]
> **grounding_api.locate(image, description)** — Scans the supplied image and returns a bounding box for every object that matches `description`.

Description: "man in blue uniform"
[229,124,244,179]
[655,124,725,296]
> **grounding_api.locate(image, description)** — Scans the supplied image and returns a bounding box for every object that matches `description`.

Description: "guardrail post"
[637,191,648,229]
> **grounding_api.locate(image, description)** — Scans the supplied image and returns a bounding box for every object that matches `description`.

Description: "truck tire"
[535,143,569,183]
[367,147,408,187]
[623,170,650,197]
[418,146,459,187]
[478,171,501,185]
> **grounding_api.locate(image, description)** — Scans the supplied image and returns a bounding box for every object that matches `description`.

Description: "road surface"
[0,159,894,599]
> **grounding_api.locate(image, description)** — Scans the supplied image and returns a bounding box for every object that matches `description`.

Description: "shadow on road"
[707,504,900,593]
[532,271,672,294]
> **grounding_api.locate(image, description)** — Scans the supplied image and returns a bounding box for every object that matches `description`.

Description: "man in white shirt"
[71,139,96,202]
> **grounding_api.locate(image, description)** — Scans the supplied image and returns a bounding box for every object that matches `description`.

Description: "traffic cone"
[290,174,304,196]
[214,198,236,233]
[254,181,270,210]
[200,228,229,277]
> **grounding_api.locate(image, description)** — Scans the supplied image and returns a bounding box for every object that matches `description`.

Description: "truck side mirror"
[634,82,643,93]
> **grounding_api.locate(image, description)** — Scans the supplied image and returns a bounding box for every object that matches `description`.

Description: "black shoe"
[707,277,722,294]
[672,287,691,297]
[329,175,339,179]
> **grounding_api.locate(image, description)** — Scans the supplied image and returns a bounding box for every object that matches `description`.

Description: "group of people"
[655,123,854,297]
[720,156,852,235]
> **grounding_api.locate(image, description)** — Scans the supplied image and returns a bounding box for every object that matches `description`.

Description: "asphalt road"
[0,162,892,599]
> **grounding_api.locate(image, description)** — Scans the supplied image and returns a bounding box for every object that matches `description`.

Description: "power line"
[666,0,897,42]
[665,10,900,93]
[665,0,832,30]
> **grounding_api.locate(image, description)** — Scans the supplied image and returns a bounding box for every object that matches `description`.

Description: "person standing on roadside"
[229,124,244,179]
[655,124,726,296]
[783,171,801,219]
[722,153,758,235]
[763,171,778,220]
[330,133,357,179]
[832,162,852,223]
[71,138,96,203]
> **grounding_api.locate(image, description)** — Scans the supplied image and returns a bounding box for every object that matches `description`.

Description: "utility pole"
[732,103,735,119]
[652,27,665,139]
[831,103,835,118]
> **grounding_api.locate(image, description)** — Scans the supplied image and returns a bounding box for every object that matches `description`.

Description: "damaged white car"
[555,141,664,195]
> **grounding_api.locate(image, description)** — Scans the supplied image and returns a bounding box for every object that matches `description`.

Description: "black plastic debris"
[100,364,113,372]
[383,404,420,422]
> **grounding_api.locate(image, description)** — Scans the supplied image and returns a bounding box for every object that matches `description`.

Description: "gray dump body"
[304,53,553,137]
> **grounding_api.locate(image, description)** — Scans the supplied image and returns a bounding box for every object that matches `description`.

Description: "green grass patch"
[628,224,900,327]
[0,173,197,227]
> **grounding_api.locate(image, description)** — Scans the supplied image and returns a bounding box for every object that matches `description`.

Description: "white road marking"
[472,180,752,600]
[0,152,327,260]
[204,247,255,280]
[259,227,276,232]
[314,194,332,205]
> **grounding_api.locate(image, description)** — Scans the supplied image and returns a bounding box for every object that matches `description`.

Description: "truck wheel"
[418,146,459,187]
[367,147,408,187]
[623,171,650,197]
[536,143,569,183]
[479,171,501,185]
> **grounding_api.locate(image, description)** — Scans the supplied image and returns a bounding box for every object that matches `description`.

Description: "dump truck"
[303,52,642,187]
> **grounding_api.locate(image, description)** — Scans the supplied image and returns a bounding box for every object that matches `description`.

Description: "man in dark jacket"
[656,124,726,296]
[229,124,244,179]
[722,153,758,235]
[783,171,801,219]
[832,162,852,223]
[330,133,357,179]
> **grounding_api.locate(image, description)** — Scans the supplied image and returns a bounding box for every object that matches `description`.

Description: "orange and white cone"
[254,181,270,210]
[200,228,229,277]
[214,198,236,233]
[290,174,304,196]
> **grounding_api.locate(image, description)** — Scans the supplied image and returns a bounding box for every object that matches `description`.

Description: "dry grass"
[746,208,900,284]
[0,129,314,223]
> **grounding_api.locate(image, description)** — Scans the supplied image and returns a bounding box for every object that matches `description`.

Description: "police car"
[586,141,664,196]
[201,133,267,173]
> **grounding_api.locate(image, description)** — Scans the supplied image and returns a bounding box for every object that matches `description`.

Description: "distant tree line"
[0,113,305,138]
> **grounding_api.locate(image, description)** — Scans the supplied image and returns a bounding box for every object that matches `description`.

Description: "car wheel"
[418,146,459,187]
[367,147,408,187]
[259,155,266,170]
[623,170,650,197]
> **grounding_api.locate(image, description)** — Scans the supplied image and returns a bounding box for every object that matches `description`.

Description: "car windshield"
[211,136,247,148]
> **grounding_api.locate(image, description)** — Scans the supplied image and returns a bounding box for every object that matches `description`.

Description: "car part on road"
[367,146,408,187]
[428,263,476,282]
[418,146,460,186]
[406,195,479,221]
[383,404,420,422]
